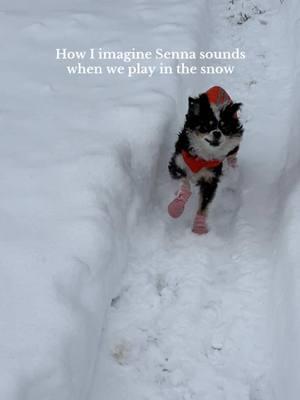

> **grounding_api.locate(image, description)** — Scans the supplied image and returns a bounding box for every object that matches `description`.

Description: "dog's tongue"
[206,86,232,107]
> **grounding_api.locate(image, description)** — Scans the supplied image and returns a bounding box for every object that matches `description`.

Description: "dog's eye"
[219,121,224,126]
[195,124,206,132]
[209,120,214,125]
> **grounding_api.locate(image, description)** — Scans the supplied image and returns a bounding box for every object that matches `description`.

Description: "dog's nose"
[212,130,221,140]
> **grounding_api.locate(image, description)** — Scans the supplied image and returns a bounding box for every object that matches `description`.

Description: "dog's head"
[185,93,243,155]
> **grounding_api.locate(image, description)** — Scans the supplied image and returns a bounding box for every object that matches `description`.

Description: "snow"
[0,0,300,399]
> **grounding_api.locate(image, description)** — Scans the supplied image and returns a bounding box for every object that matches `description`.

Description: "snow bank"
[270,1,300,400]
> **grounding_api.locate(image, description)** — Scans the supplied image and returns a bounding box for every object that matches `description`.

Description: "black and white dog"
[167,86,243,234]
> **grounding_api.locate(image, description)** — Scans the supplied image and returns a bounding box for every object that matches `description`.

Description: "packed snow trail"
[91,1,298,399]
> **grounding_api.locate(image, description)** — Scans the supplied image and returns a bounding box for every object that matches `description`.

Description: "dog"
[168,86,244,234]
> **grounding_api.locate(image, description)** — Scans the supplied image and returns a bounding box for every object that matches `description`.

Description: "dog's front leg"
[226,146,239,168]
[168,178,191,218]
[192,178,218,234]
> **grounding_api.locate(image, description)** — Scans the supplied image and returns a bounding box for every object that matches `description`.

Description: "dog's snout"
[212,130,221,140]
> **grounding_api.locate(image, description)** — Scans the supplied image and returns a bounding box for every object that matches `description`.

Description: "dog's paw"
[168,184,191,218]
[192,213,208,235]
[168,198,186,218]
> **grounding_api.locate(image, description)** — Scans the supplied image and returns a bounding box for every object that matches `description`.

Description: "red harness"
[182,150,221,173]
[182,86,232,173]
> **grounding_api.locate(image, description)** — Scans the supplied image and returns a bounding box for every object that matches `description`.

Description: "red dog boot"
[168,181,191,218]
[192,213,208,235]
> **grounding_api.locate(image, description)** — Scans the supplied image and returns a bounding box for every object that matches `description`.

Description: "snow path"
[91,1,296,399]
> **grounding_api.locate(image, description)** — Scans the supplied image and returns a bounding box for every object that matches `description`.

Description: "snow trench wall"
[270,1,300,400]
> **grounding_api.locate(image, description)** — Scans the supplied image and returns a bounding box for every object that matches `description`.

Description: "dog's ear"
[222,102,242,118]
[198,93,210,107]
[188,96,200,116]
[197,93,211,114]
[188,96,194,107]
[188,94,210,116]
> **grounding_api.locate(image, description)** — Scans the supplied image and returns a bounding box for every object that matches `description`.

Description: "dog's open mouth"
[205,138,220,147]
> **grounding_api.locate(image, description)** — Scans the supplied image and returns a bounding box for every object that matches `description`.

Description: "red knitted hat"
[205,86,232,107]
